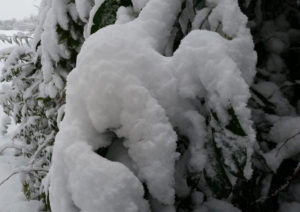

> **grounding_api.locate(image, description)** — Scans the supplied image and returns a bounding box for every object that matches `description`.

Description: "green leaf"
[204,129,233,198]
[226,106,247,137]
[91,0,132,34]
[211,110,220,124]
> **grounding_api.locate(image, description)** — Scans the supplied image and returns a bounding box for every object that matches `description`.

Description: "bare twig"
[276,131,300,156]
[255,163,300,203]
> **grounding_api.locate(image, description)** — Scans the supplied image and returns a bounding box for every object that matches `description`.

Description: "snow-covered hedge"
[1,0,300,211]
[50,0,257,211]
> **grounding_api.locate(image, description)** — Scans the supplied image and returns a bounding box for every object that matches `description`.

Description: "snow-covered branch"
[0,167,48,187]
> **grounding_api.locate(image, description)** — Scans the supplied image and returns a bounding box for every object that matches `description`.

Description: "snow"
[0,30,22,66]
[0,154,42,212]
[279,202,300,212]
[75,0,93,22]
[115,7,135,25]
[198,198,241,212]
[252,82,295,115]
[173,30,255,179]
[86,0,105,38]
[264,117,300,172]
[64,143,149,212]
[0,30,22,36]
[41,9,66,83]
[192,8,211,30]
[132,0,149,12]
[49,0,256,211]
[52,0,70,30]
[4,0,299,211]
[50,0,183,209]
[0,30,41,212]
[36,0,83,99]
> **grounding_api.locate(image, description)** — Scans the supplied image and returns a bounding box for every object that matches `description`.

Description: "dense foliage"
[0,0,299,211]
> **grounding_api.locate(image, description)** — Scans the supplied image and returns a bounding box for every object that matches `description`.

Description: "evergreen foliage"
[0,0,300,211]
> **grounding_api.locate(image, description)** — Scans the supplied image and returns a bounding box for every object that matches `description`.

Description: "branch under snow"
[0,142,24,155]
[0,166,48,187]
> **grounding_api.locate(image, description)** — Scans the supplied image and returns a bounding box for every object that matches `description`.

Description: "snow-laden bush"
[0,0,137,210]
[0,0,86,209]
[1,0,300,211]
[240,0,300,210]
[49,0,257,211]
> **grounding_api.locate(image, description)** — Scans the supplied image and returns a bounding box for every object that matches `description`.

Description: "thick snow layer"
[132,0,149,12]
[49,0,256,210]
[173,29,256,178]
[52,0,70,30]
[41,9,67,83]
[75,0,94,22]
[209,0,257,85]
[64,143,149,212]
[37,0,82,98]
[50,0,182,210]
[116,7,136,25]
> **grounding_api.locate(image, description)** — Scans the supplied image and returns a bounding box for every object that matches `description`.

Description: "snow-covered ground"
[0,30,41,212]
[0,150,41,212]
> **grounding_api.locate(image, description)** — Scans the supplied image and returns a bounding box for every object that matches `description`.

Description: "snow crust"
[49,0,257,211]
